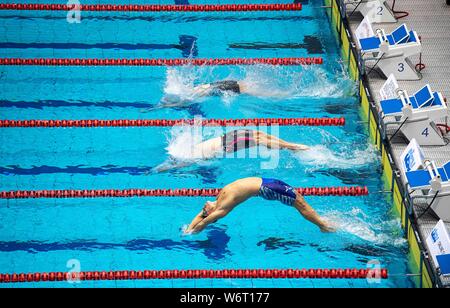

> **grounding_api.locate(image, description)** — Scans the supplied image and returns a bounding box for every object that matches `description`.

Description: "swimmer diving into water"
[184,177,335,234]
[155,129,309,172]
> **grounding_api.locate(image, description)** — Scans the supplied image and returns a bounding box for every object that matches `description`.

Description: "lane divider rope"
[0,268,388,283]
[0,117,345,128]
[0,3,302,12]
[0,186,368,199]
[0,57,323,66]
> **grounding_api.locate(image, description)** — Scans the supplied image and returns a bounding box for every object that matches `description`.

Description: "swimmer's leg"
[292,193,335,232]
[255,131,309,151]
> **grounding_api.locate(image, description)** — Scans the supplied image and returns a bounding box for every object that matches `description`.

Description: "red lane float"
[0,187,368,199]
[0,268,388,283]
[0,3,302,12]
[0,57,322,66]
[0,117,345,128]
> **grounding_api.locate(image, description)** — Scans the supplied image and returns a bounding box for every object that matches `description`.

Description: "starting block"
[401,139,450,221]
[345,0,397,23]
[356,22,422,80]
[379,75,449,146]
[426,220,450,277]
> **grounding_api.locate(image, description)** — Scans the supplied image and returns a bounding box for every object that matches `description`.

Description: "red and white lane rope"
[0,57,323,66]
[0,117,345,128]
[0,3,303,12]
[0,268,388,283]
[0,186,368,199]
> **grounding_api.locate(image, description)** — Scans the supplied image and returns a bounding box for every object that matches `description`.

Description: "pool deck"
[344,0,450,287]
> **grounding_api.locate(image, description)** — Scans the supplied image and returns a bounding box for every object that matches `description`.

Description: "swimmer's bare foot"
[290,144,310,151]
[320,223,337,233]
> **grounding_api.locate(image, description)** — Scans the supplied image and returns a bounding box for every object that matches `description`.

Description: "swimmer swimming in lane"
[184,177,335,234]
[155,129,309,172]
[191,80,255,97]
[153,79,288,109]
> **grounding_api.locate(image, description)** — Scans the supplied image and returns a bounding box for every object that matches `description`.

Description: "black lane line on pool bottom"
[0,227,231,260]
[0,100,206,117]
[0,164,219,183]
[229,36,324,54]
[0,35,198,58]
[0,100,155,109]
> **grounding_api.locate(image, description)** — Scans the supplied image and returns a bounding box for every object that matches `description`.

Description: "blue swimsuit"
[259,178,297,206]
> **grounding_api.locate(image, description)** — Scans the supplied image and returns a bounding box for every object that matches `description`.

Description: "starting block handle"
[431,161,440,178]
[398,90,411,107]
[424,160,441,180]
[376,29,388,43]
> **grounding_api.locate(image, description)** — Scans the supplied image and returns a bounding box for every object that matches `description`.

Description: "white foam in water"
[323,208,407,247]
[181,224,192,236]
[164,126,206,160]
[161,63,356,104]
[293,63,356,98]
[296,143,380,169]
[164,125,222,161]
[163,67,201,101]
[241,63,356,99]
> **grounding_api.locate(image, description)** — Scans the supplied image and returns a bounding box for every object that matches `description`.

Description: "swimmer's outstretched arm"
[191,84,213,98]
[158,100,185,108]
[185,210,205,234]
[185,210,226,234]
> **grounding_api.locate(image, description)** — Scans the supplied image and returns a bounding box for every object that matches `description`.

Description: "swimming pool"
[0,0,414,287]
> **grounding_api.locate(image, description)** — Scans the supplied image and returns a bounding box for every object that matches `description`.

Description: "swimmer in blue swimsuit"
[185,177,334,234]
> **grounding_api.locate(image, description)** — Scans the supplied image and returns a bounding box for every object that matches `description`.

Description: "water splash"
[164,67,192,96]
[164,125,223,161]
[241,63,356,99]
[161,63,356,104]
[165,126,202,160]
[181,224,192,236]
[323,208,407,247]
[296,143,380,169]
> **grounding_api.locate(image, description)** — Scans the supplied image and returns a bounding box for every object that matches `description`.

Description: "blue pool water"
[0,0,414,287]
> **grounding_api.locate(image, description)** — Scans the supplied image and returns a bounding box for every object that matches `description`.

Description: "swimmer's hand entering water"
[181,224,193,236]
